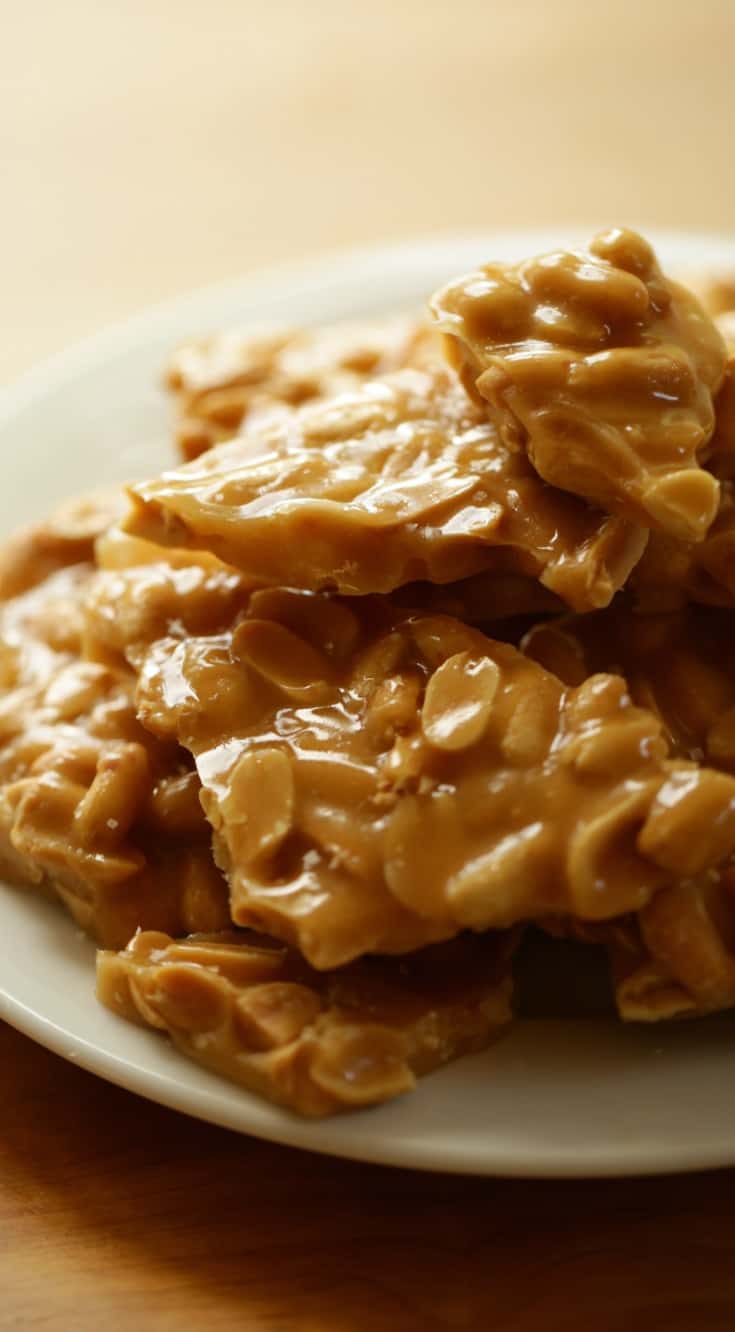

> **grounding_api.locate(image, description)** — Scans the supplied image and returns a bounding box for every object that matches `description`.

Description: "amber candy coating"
[567,873,735,1023]
[124,584,735,969]
[623,309,735,608]
[166,316,441,459]
[630,488,735,611]
[524,603,735,1022]
[127,367,646,613]
[611,874,735,1020]
[0,517,246,946]
[522,602,735,768]
[97,928,514,1116]
[431,228,727,541]
[0,489,125,600]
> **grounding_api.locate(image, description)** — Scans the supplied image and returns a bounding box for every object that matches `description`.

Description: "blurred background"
[2,0,733,382]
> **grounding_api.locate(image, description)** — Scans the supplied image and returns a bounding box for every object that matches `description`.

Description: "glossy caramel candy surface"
[128,367,646,612]
[431,229,726,541]
[98,928,514,1116]
[124,583,735,969]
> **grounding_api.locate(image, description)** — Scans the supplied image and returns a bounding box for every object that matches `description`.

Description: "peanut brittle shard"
[431,228,726,541]
[97,928,514,1116]
[0,510,254,945]
[166,316,441,459]
[121,583,735,968]
[127,367,646,612]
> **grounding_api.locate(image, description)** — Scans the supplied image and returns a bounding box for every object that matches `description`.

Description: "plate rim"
[1,970,732,1180]
[5,223,735,417]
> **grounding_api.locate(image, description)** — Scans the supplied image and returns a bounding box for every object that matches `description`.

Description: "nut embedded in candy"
[166,316,442,459]
[420,652,500,751]
[0,489,126,601]
[96,929,514,1116]
[522,602,735,766]
[126,367,647,613]
[10,229,735,1122]
[430,228,727,541]
[598,875,735,1021]
[0,516,243,947]
[130,587,735,968]
[632,483,735,611]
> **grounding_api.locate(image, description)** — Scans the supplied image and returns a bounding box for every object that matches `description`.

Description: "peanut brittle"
[123,584,735,969]
[389,569,562,626]
[0,562,92,887]
[537,897,735,1022]
[620,308,735,606]
[0,518,254,946]
[9,231,735,1121]
[431,228,727,541]
[522,603,735,767]
[87,524,254,664]
[126,367,646,613]
[167,316,441,459]
[97,928,514,1116]
[605,875,735,1021]
[626,335,735,609]
[630,487,735,611]
[0,489,125,601]
[526,605,735,1021]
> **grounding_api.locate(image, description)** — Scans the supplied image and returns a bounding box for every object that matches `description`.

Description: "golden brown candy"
[0,521,242,947]
[0,490,126,601]
[621,322,735,608]
[630,488,735,611]
[166,316,441,459]
[127,368,646,613]
[522,602,735,767]
[97,928,514,1116]
[603,875,735,1020]
[524,601,735,1018]
[9,254,735,1099]
[0,562,92,887]
[388,569,563,625]
[431,229,727,541]
[551,304,733,610]
[130,586,735,969]
[86,524,253,665]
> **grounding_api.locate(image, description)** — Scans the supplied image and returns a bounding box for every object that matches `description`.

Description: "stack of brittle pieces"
[5,227,735,1116]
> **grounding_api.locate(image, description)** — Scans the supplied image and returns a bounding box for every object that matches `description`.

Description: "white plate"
[3,229,735,1178]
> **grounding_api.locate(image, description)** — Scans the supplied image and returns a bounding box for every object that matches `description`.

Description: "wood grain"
[2,1018,734,1331]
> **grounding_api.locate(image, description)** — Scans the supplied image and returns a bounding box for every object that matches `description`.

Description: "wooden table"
[4,1,735,1326]
[2,1017,734,1331]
